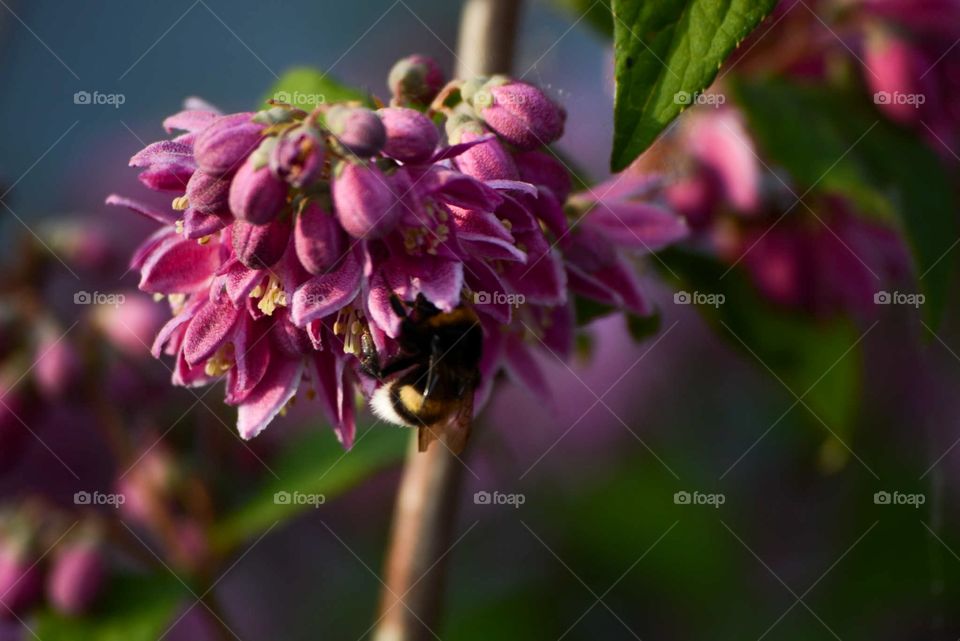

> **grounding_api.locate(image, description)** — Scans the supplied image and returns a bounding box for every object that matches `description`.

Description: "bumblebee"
[364,295,482,454]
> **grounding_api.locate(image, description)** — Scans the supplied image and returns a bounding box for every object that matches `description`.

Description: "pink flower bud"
[47,543,106,616]
[228,155,288,225]
[193,113,264,176]
[450,123,518,180]
[295,202,345,274]
[864,28,925,125]
[186,170,231,214]
[326,106,386,158]
[474,80,565,150]
[91,293,166,359]
[332,162,402,239]
[377,107,440,163]
[269,125,325,188]
[0,543,41,619]
[33,327,81,399]
[232,219,291,270]
[387,55,445,106]
[514,150,572,201]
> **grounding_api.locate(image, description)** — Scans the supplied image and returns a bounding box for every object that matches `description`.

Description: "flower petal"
[182,300,241,367]
[163,109,219,134]
[503,335,551,402]
[226,315,272,404]
[586,203,688,252]
[236,357,303,440]
[106,194,177,225]
[151,297,203,358]
[290,250,363,326]
[138,233,222,294]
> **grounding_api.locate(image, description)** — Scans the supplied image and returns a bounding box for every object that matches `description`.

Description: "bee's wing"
[417,385,474,455]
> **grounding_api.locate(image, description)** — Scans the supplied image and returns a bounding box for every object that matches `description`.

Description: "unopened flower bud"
[228,155,288,225]
[269,125,325,188]
[47,542,106,616]
[326,106,386,158]
[332,162,401,239]
[232,219,291,270]
[377,107,440,164]
[472,80,565,150]
[193,113,264,176]
[450,122,518,180]
[295,202,345,275]
[387,54,445,106]
[864,28,925,125]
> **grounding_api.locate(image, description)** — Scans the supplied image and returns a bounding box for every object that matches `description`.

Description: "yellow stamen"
[256,275,287,316]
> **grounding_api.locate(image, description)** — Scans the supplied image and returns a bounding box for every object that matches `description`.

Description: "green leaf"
[660,248,862,449]
[626,309,661,342]
[35,573,187,641]
[733,77,958,323]
[610,0,777,171]
[262,67,369,109]
[211,426,407,552]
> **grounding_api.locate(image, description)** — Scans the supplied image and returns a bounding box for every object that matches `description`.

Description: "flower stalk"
[372,2,523,639]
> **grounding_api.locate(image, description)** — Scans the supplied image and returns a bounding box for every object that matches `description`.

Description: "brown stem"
[373,436,466,641]
[372,5,523,639]
[454,0,522,78]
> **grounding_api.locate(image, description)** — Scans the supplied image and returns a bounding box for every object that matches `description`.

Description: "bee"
[364,295,482,455]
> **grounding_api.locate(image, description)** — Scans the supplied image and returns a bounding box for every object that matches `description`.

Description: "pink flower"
[0,539,42,620]
[566,174,689,315]
[106,59,686,449]
[47,542,106,616]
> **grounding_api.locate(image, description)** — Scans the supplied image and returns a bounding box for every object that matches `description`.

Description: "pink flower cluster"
[666,108,908,317]
[0,506,106,620]
[108,56,687,447]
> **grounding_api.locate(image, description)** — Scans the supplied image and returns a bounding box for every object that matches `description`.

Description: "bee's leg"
[358,330,382,379]
[422,334,442,399]
[379,354,421,378]
[388,293,408,318]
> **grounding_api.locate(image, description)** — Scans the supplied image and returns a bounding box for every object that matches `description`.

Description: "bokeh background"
[1,0,959,639]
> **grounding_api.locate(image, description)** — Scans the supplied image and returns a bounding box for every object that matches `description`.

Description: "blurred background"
[1,0,959,639]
